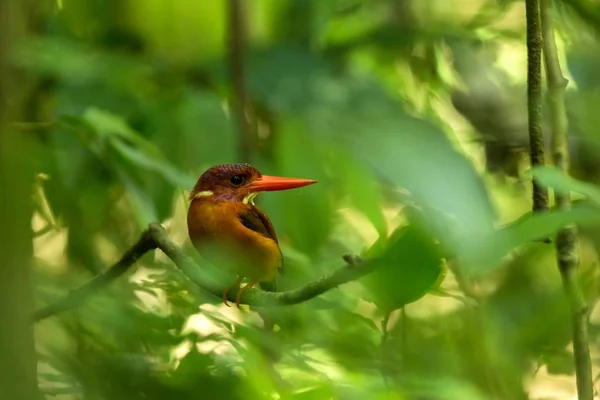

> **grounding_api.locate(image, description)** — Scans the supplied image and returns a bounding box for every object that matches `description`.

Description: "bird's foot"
[235,280,258,309]
[223,292,232,307]
[223,276,243,307]
[235,288,245,309]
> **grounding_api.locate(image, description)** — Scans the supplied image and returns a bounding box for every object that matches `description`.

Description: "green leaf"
[167,350,219,389]
[113,166,159,229]
[243,46,332,114]
[83,107,195,188]
[337,153,387,239]
[108,137,194,188]
[268,121,334,256]
[83,107,141,142]
[539,349,575,376]
[128,0,227,61]
[532,165,600,204]
[288,383,335,400]
[305,77,497,252]
[165,90,237,170]
[348,114,496,246]
[362,223,444,311]
[461,204,600,273]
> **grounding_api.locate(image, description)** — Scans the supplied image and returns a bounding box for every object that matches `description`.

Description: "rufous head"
[189,163,317,204]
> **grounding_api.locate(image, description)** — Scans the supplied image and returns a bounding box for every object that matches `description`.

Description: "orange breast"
[187,199,281,282]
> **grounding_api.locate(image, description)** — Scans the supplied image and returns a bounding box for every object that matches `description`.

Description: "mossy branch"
[34,224,373,322]
[526,0,550,212]
[540,0,594,399]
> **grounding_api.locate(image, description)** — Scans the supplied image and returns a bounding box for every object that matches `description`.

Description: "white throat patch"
[193,190,214,199]
[242,192,258,205]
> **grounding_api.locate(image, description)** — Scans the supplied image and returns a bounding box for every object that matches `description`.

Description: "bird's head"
[189,163,317,204]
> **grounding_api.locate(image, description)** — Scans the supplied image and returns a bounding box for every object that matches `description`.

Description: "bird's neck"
[189,189,258,205]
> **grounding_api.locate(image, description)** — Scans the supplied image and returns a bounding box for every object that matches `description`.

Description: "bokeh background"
[3,0,600,399]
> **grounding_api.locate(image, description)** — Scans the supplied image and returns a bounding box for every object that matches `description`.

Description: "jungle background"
[3,0,600,399]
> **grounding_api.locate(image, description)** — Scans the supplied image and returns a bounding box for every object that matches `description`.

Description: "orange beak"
[247,175,318,193]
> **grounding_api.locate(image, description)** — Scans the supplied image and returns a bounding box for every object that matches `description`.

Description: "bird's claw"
[235,292,243,309]
[223,289,242,309]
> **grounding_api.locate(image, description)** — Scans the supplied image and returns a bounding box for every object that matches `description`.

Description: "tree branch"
[34,230,158,321]
[228,0,254,163]
[34,223,374,322]
[540,1,594,399]
[0,0,44,398]
[525,0,550,212]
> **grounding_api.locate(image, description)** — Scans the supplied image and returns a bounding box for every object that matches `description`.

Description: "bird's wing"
[238,205,279,243]
[238,206,284,285]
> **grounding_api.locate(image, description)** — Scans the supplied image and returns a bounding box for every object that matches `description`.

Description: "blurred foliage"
[10,0,600,399]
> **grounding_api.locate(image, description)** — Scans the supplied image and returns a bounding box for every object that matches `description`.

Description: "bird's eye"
[229,175,244,186]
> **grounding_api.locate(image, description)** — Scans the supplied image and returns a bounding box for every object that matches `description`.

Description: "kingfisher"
[187,163,317,308]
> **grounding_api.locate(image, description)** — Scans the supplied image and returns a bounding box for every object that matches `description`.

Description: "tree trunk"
[0,1,41,399]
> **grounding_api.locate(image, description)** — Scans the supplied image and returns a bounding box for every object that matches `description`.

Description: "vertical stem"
[228,0,254,163]
[540,1,593,399]
[380,310,391,386]
[399,308,408,356]
[525,0,549,212]
[0,1,41,399]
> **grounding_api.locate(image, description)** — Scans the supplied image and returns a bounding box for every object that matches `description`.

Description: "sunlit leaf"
[335,151,387,239]
[461,203,600,273]
[288,383,335,400]
[126,0,227,61]
[532,165,600,204]
[305,77,497,251]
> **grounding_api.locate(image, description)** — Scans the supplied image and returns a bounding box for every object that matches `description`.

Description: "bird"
[187,163,317,308]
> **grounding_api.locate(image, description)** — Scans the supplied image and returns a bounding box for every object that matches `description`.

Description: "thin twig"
[525,0,550,212]
[34,223,374,321]
[540,1,593,398]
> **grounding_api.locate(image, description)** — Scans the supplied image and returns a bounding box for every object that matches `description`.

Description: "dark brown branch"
[34,223,374,321]
[540,1,593,398]
[525,0,549,212]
